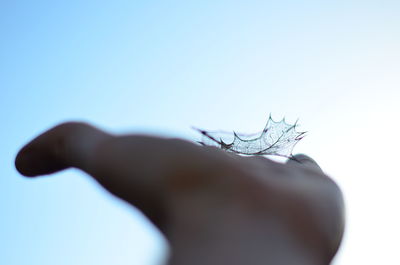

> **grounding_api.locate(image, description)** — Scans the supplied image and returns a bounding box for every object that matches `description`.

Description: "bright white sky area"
[1,1,399,265]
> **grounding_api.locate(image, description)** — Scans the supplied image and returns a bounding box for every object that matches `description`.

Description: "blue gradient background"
[1,1,400,264]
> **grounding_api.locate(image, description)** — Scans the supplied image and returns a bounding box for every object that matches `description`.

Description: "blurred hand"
[15,122,344,265]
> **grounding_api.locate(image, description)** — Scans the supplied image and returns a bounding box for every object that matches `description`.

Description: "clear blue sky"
[1,1,400,265]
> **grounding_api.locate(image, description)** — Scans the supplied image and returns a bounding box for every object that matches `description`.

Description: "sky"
[1,1,400,264]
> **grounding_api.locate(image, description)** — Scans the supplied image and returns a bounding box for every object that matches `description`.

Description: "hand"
[15,122,345,265]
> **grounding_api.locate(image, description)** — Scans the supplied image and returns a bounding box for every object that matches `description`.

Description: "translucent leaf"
[194,115,306,157]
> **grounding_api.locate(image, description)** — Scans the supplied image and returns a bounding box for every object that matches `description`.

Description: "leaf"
[194,115,306,157]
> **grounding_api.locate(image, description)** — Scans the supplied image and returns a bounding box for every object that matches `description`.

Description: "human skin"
[15,122,345,265]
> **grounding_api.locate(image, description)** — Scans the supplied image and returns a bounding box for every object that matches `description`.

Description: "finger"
[15,122,111,177]
[15,122,215,233]
[286,153,323,173]
[287,153,345,259]
[15,122,168,229]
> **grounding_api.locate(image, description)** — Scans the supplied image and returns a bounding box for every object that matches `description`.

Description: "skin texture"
[15,122,345,265]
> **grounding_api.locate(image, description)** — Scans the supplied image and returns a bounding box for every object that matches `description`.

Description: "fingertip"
[286,154,323,173]
[14,121,108,177]
[15,149,28,176]
[15,146,40,177]
[15,145,68,177]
